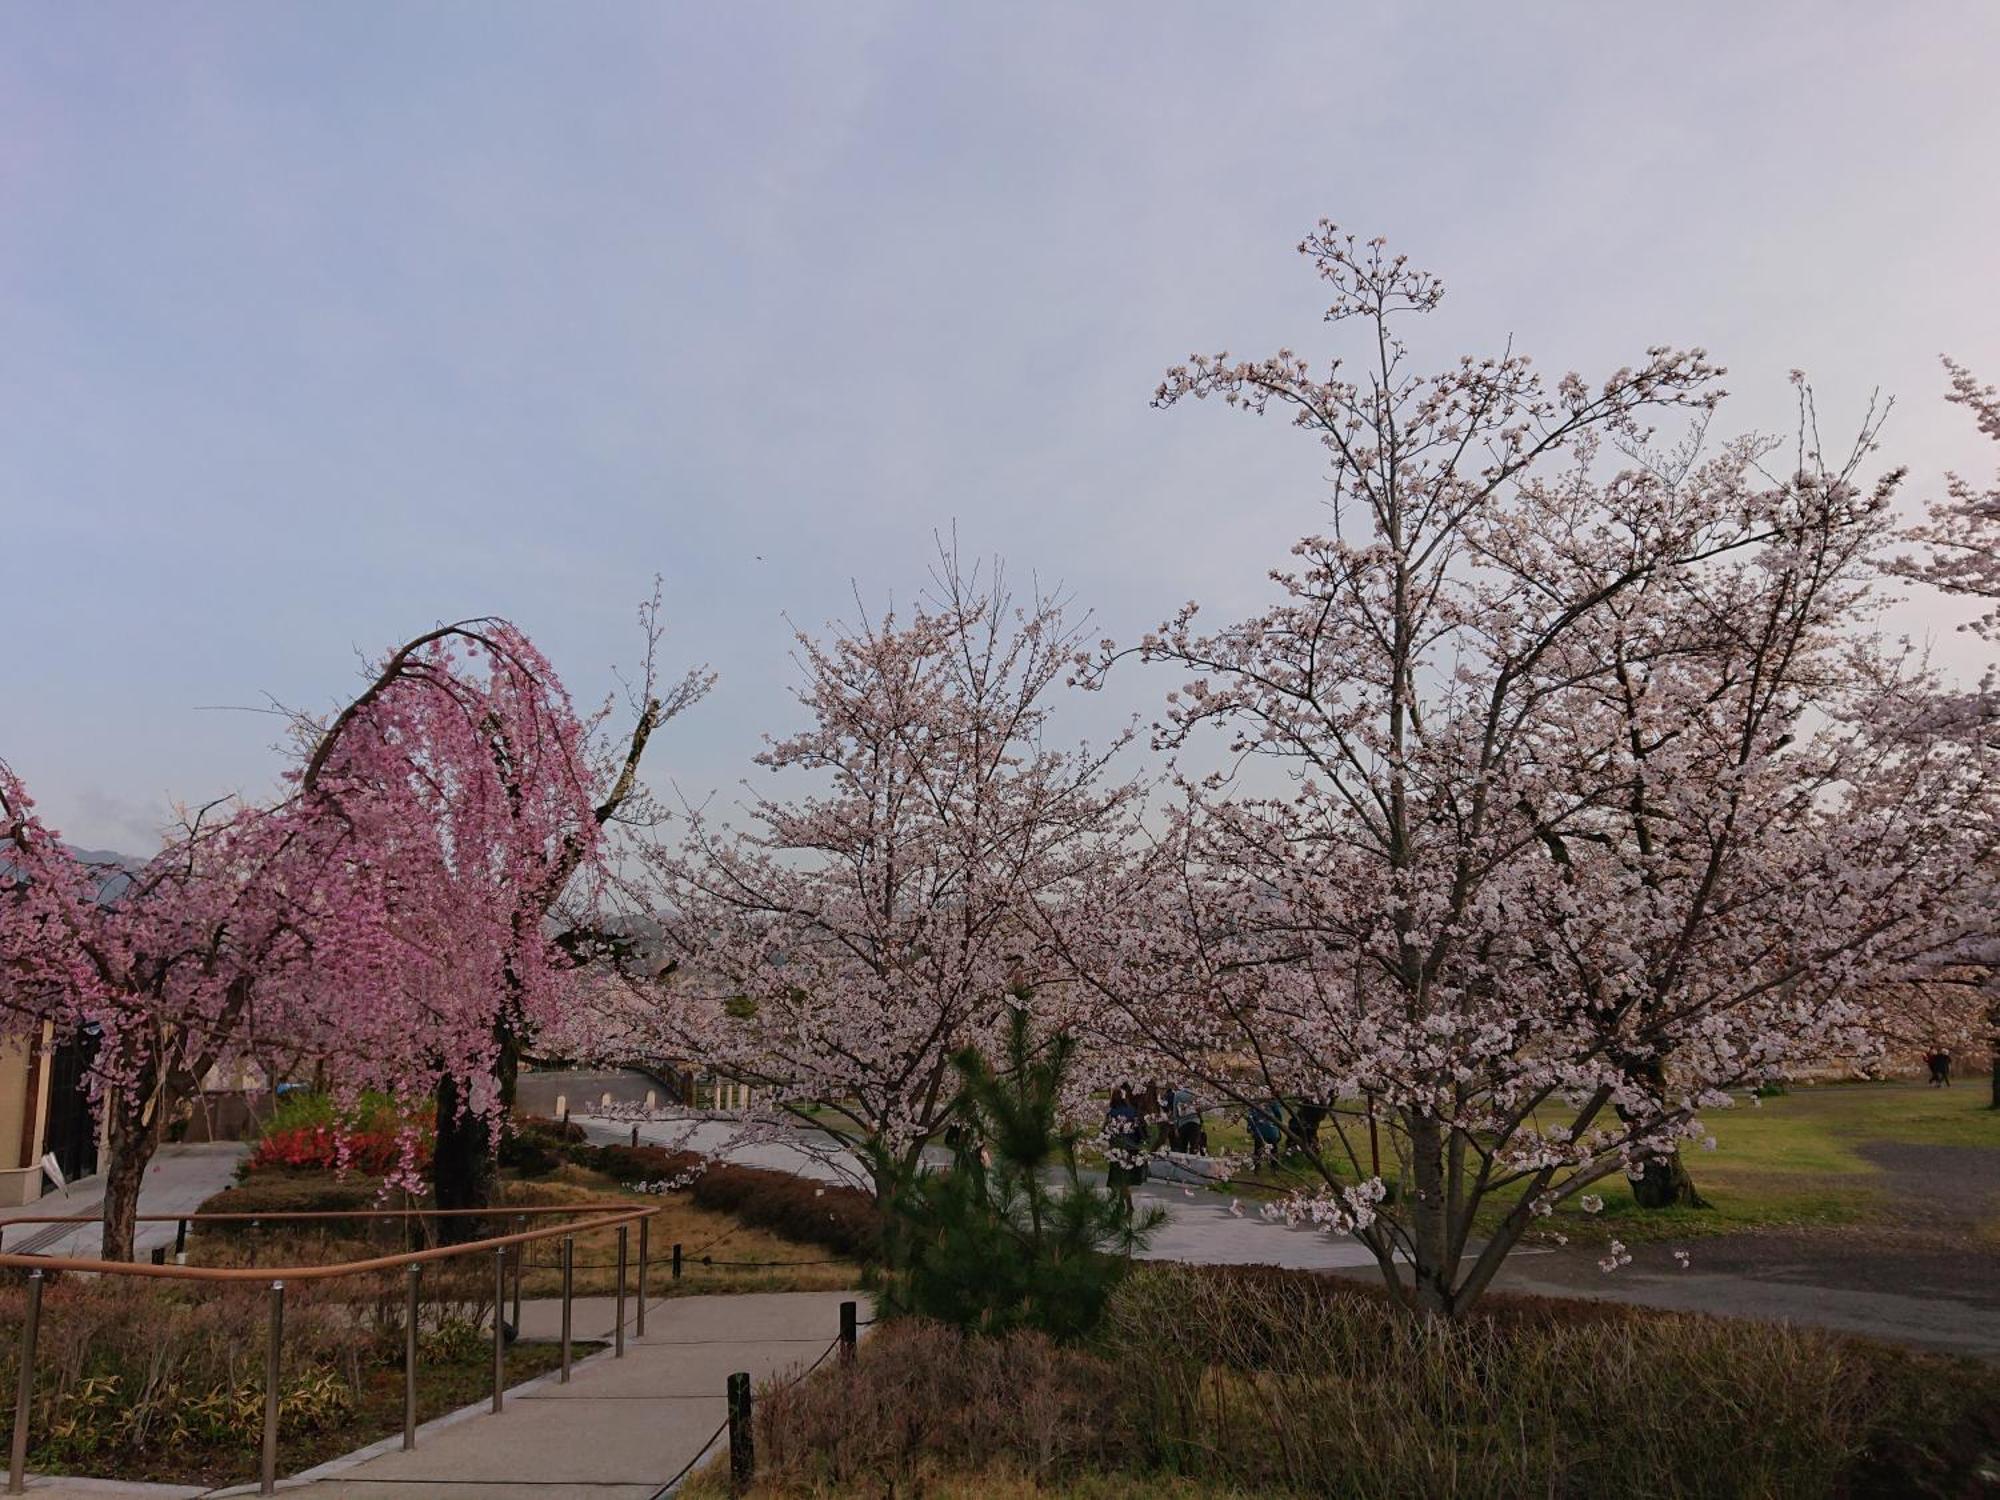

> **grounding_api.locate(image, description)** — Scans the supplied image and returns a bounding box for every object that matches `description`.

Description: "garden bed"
[0,1272,593,1488]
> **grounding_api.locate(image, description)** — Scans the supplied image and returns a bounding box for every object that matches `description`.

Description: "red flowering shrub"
[244,1124,430,1177]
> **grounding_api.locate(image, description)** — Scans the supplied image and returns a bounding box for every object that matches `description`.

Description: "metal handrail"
[0,1201,661,1495]
[0,1202,651,1281]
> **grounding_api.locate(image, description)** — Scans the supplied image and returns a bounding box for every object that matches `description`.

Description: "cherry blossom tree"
[634,550,1137,1206]
[1881,359,2000,1106]
[1,773,315,1260]
[1863,971,1991,1077]
[283,603,708,1223]
[2,602,704,1255]
[1064,224,1998,1317]
[1894,360,2000,638]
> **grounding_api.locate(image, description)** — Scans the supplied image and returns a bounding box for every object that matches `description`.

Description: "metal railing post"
[403,1264,421,1450]
[672,1241,682,1281]
[491,1246,506,1414]
[510,1215,524,1333]
[7,1270,43,1495]
[559,1235,574,1382]
[840,1300,857,1364]
[614,1226,628,1358]
[260,1280,284,1496]
[636,1215,649,1337]
[175,1217,188,1262]
[727,1370,753,1493]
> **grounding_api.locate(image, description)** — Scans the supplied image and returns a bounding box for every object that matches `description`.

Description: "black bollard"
[727,1371,753,1492]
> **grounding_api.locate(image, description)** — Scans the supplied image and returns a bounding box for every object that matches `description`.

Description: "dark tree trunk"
[496,1019,521,1114]
[100,1090,166,1263]
[1628,1149,1710,1210]
[429,1006,528,1244]
[432,1070,498,1244]
[1622,1056,1710,1211]
[1988,994,1999,1110]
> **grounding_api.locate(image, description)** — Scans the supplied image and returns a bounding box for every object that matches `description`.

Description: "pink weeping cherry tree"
[1,600,704,1256]
[1060,224,1999,1318]
[632,548,1138,1204]
[281,602,708,1226]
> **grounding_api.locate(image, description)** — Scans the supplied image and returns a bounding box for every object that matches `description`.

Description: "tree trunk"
[99,1093,165,1263]
[1988,993,1999,1110]
[1621,1057,1710,1210]
[432,1070,497,1244]
[430,1007,526,1244]
[496,1019,521,1115]
[1629,1148,1710,1210]
[1406,1113,1456,1317]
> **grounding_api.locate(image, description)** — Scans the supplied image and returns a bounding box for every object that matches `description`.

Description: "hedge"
[581,1143,879,1258]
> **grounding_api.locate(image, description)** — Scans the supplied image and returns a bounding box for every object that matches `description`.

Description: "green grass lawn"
[1165,1079,1998,1246]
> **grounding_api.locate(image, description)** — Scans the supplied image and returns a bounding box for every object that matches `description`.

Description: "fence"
[0,1202,660,1497]
[649,1296,863,1499]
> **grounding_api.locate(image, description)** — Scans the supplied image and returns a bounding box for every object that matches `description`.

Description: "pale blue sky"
[5,3,1998,850]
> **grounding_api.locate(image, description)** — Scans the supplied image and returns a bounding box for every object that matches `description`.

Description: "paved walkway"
[1127,1178,1382,1270]
[290,1289,861,1499]
[577,1111,865,1187]
[0,1143,247,1260]
[586,1110,1385,1269]
[1478,1234,2000,1360]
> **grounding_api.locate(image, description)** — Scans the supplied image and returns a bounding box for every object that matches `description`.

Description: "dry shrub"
[587,1145,879,1258]
[192,1173,411,1249]
[754,1321,1125,1489]
[1109,1263,1872,1498]
[0,1274,375,1465]
[743,1265,2000,1499]
[688,1162,877,1258]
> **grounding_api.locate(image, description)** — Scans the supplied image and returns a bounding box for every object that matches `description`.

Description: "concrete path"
[0,1143,247,1260]
[285,1289,863,1499]
[575,1112,864,1187]
[588,1109,1385,1270]
[1477,1236,2000,1361]
[1131,1179,1383,1269]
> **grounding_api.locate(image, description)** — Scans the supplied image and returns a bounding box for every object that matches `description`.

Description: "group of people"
[1926,1049,1954,1087]
[1247,1095,1330,1170]
[1102,1081,1347,1205]
[1103,1081,1208,1159]
[1102,1081,1207,1208]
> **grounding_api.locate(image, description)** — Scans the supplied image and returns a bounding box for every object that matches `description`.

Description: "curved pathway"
[288,1290,862,1499]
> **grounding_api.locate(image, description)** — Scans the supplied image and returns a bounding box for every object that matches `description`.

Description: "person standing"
[1104,1084,1146,1214]
[1248,1098,1284,1172]
[1168,1083,1201,1153]
[1140,1080,1170,1150]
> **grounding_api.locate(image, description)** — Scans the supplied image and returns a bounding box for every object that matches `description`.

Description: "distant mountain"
[65,847,147,871]
[0,842,145,902]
